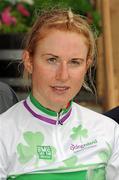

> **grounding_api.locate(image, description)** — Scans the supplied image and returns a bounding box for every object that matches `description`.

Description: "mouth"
[51,86,70,94]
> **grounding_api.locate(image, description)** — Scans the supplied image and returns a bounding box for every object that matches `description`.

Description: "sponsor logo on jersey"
[70,139,97,152]
[37,146,52,159]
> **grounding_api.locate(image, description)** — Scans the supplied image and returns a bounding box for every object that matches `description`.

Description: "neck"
[30,93,72,115]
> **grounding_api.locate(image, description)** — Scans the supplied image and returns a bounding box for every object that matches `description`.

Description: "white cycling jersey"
[0,94,119,180]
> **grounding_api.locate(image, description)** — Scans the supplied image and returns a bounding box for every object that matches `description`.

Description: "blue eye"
[47,57,57,64]
[71,60,80,64]
[70,59,82,66]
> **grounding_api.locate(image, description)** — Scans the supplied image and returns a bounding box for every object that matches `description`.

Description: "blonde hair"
[23,8,97,93]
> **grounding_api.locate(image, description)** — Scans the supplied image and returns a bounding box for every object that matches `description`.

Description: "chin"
[51,97,70,106]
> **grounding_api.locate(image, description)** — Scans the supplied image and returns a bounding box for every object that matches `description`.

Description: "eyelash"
[47,58,57,63]
[70,60,81,66]
[46,58,82,66]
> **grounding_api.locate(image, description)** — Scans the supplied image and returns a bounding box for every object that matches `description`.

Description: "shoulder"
[72,102,119,145]
[72,102,119,128]
[0,100,27,144]
[0,100,24,126]
[0,100,26,153]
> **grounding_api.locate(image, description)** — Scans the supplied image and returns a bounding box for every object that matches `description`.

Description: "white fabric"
[0,97,119,179]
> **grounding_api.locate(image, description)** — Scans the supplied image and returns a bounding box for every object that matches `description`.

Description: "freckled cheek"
[33,64,47,78]
[33,67,55,88]
[71,69,86,82]
[70,71,86,90]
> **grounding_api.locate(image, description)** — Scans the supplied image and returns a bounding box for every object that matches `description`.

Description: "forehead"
[35,29,88,56]
[38,27,88,43]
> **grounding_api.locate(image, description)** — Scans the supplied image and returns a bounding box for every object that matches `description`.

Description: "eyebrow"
[41,53,59,58]
[71,58,84,61]
[41,53,85,61]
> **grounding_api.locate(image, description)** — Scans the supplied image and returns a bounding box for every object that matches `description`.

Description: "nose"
[56,62,69,82]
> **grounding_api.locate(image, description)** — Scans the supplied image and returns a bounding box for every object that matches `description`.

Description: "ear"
[22,50,33,74]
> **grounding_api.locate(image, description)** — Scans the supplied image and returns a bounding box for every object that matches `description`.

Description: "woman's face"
[25,30,91,112]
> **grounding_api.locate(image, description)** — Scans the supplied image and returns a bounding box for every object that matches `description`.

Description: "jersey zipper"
[53,110,66,159]
[57,109,63,125]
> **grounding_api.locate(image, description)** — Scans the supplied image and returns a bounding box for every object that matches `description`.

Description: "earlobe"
[22,50,33,74]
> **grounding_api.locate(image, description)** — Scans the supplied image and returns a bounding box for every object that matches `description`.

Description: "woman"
[0,9,119,180]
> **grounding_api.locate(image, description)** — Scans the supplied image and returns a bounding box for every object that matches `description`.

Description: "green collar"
[30,93,72,117]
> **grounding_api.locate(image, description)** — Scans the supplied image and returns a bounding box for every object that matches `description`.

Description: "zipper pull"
[57,109,63,125]
[58,120,63,125]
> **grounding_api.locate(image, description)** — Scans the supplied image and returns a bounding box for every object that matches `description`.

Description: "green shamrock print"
[17,131,56,165]
[58,156,78,170]
[17,131,44,164]
[63,156,78,167]
[98,143,112,162]
[87,167,105,180]
[70,125,88,142]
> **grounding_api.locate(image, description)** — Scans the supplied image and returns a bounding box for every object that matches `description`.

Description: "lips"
[51,86,70,94]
